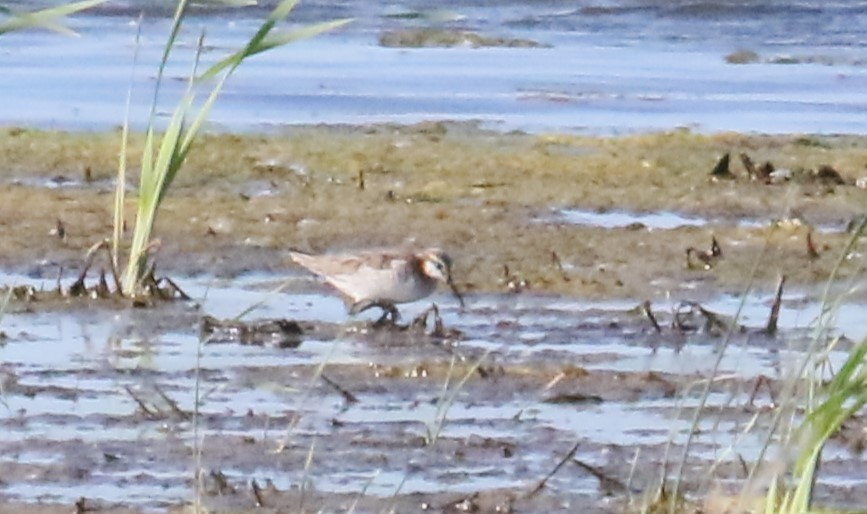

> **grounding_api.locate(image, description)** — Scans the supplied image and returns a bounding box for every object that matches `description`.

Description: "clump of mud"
[378,28,548,48]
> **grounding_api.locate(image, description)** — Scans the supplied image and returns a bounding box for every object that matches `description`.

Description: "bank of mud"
[1,123,866,302]
[2,123,867,513]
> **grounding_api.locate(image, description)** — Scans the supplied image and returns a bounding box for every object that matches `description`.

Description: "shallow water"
[0,273,865,510]
[2,1,867,134]
[3,1,867,510]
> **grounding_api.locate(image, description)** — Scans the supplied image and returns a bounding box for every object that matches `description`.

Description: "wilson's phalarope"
[289,247,465,323]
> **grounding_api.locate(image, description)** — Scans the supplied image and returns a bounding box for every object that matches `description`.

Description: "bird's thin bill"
[448,279,466,308]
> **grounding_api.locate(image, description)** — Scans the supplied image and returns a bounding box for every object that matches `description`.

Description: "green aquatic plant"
[0,0,106,35]
[767,339,867,514]
[653,190,867,514]
[424,351,489,446]
[115,0,350,295]
[751,216,867,514]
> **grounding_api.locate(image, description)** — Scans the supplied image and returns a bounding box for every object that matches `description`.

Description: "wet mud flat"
[1,124,867,512]
[2,124,867,300]
[2,279,866,514]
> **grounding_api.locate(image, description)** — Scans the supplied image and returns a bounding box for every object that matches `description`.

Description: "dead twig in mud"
[712,236,723,258]
[673,301,737,335]
[737,453,750,477]
[815,164,846,185]
[708,152,733,180]
[411,304,444,335]
[408,304,464,340]
[64,239,192,302]
[5,285,36,303]
[126,264,196,306]
[52,218,67,241]
[747,375,777,409]
[123,385,160,419]
[573,459,629,496]
[74,497,94,514]
[200,315,304,348]
[446,493,481,513]
[739,152,757,180]
[764,275,786,336]
[69,240,109,297]
[551,250,570,282]
[321,373,359,404]
[96,269,111,298]
[757,160,775,183]
[84,240,123,294]
[125,384,191,421]
[542,392,603,405]
[642,300,663,334]
[807,230,821,261]
[732,151,778,183]
[685,236,723,270]
[526,440,580,497]
[153,384,192,420]
[55,266,64,294]
[161,276,192,301]
[251,478,266,507]
[501,264,528,293]
[104,244,123,294]
[207,470,234,495]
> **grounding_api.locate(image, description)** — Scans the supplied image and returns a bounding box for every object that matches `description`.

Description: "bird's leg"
[373,304,401,327]
[349,299,376,316]
[351,300,400,327]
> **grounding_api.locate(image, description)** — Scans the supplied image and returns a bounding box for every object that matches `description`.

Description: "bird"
[289,246,465,324]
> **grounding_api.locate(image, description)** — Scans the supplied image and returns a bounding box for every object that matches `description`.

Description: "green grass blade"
[0,0,107,35]
[268,0,300,22]
[197,0,296,81]
[146,0,192,126]
[113,16,144,275]
[200,18,351,81]
[776,340,867,514]
[125,102,189,290]
[259,19,353,53]
[119,0,348,293]
[197,0,257,7]
[122,124,157,292]
[179,74,230,156]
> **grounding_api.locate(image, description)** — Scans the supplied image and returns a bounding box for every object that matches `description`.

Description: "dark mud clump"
[379,28,549,48]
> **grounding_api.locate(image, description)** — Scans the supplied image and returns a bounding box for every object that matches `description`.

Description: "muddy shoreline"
[2,123,867,513]
[2,123,867,301]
